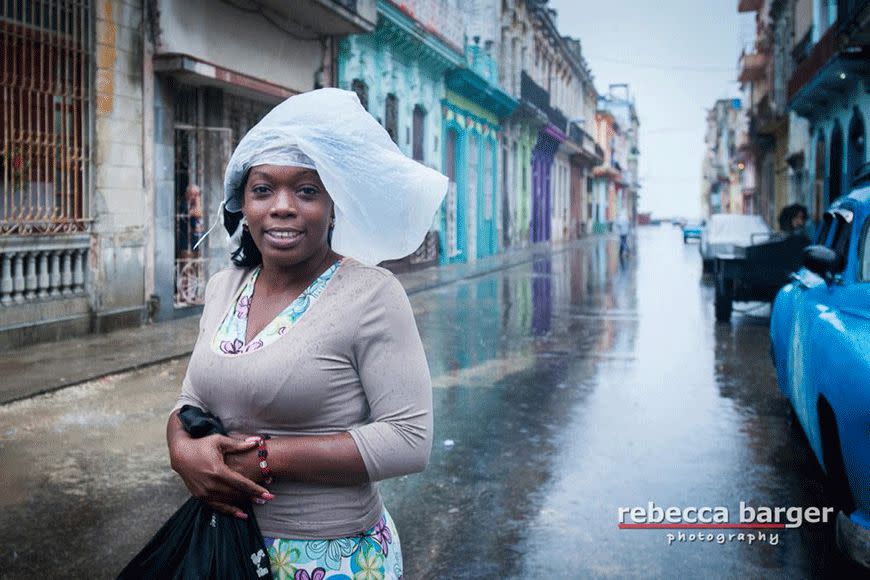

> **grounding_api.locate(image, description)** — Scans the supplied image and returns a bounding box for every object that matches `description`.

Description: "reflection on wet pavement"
[0,226,863,578]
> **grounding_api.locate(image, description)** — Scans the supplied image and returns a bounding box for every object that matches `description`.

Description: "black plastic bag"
[118,406,273,579]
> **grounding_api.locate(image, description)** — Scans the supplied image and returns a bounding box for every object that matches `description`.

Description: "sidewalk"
[0,237,599,405]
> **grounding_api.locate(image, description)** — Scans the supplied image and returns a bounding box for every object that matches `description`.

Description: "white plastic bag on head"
[223,88,448,265]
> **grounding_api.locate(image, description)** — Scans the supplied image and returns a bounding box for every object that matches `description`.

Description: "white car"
[700,214,771,272]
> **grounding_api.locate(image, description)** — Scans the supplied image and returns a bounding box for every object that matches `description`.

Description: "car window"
[816,212,833,246]
[831,214,852,270]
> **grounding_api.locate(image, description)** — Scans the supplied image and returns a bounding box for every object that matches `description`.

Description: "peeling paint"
[96,1,117,116]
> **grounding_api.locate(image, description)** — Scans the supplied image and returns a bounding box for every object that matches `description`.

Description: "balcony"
[738,0,762,12]
[568,122,604,165]
[446,61,518,119]
[738,50,768,83]
[465,44,498,86]
[788,22,870,117]
[259,0,377,34]
[520,71,566,131]
[521,71,550,114]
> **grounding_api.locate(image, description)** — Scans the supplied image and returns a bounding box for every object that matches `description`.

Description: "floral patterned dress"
[263,511,402,580]
[211,260,342,356]
[211,260,403,579]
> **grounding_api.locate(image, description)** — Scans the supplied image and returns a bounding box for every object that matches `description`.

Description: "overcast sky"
[548,0,755,219]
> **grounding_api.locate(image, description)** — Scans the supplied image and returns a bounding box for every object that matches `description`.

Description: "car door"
[811,208,870,489]
[771,213,833,400]
[784,211,850,456]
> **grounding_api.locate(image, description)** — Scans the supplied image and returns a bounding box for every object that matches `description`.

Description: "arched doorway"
[829,121,843,202]
[814,132,826,223]
[848,109,866,189]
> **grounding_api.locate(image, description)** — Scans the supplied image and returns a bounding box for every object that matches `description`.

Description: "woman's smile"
[263,228,305,248]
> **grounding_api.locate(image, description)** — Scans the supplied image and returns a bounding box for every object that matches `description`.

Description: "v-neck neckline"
[212,259,345,357]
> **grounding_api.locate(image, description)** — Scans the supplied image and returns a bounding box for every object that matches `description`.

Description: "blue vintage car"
[770,176,870,567]
[681,220,704,243]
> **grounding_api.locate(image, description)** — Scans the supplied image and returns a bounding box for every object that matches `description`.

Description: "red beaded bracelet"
[256,434,273,485]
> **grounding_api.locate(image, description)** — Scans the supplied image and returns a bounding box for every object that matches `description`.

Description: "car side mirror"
[803,245,842,277]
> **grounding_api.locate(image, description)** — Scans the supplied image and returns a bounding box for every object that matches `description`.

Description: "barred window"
[1,0,91,235]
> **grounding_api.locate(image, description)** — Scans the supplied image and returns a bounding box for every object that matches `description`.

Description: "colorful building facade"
[337,0,465,267]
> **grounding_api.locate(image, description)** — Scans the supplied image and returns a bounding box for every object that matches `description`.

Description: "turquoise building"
[441,43,517,263]
[337,0,464,266]
[338,1,516,266]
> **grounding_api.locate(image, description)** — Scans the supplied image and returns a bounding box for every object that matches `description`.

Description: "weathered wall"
[93,0,147,329]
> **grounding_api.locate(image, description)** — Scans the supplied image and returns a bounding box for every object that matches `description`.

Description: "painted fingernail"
[236,511,248,519]
[262,492,274,500]
[245,436,260,443]
[254,498,266,505]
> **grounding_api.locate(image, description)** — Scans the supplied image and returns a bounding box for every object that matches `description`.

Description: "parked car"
[769,177,870,568]
[712,232,808,322]
[699,214,771,273]
[682,220,704,243]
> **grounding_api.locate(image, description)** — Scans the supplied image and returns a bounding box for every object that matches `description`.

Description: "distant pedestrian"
[166,88,447,578]
[615,210,631,257]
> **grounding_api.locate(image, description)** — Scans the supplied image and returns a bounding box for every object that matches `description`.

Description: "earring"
[329,218,335,229]
[241,216,249,231]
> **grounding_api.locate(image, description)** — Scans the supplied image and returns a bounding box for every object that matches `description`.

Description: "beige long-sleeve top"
[173,258,433,539]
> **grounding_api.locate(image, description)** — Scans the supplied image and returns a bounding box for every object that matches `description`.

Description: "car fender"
[809,308,870,512]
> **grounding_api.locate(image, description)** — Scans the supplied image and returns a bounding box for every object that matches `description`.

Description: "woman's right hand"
[168,433,273,519]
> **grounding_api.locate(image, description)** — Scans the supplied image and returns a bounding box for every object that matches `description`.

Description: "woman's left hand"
[225,435,265,484]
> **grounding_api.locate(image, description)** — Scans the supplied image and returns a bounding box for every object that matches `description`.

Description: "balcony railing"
[520,71,566,130]
[0,235,89,306]
[521,71,550,113]
[465,44,499,85]
[568,123,604,162]
[738,50,768,83]
[787,24,839,101]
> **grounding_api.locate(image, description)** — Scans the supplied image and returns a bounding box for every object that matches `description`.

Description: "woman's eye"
[251,185,270,195]
[299,186,319,197]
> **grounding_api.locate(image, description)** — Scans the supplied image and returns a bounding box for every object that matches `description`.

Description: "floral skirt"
[263,510,402,580]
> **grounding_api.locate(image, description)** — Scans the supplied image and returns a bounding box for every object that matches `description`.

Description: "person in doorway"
[177,184,205,254]
[165,88,447,578]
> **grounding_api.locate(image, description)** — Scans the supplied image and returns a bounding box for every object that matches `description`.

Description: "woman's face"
[242,164,333,267]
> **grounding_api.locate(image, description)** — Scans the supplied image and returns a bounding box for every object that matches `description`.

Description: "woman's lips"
[263,229,304,249]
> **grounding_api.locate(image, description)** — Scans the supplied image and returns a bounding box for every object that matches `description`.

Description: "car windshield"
[706,214,770,245]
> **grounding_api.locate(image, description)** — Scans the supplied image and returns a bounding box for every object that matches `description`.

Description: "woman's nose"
[269,190,297,216]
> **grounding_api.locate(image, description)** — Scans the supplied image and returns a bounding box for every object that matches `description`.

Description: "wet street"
[0,226,863,578]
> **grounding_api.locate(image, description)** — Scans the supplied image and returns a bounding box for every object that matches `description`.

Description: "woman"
[166,89,447,578]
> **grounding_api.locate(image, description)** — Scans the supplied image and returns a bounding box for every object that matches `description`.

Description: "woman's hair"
[225,206,263,268]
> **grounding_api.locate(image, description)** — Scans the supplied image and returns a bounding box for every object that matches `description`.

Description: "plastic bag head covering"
[223,88,448,265]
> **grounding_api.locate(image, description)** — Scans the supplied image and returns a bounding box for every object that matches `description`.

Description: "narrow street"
[0,227,861,578]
